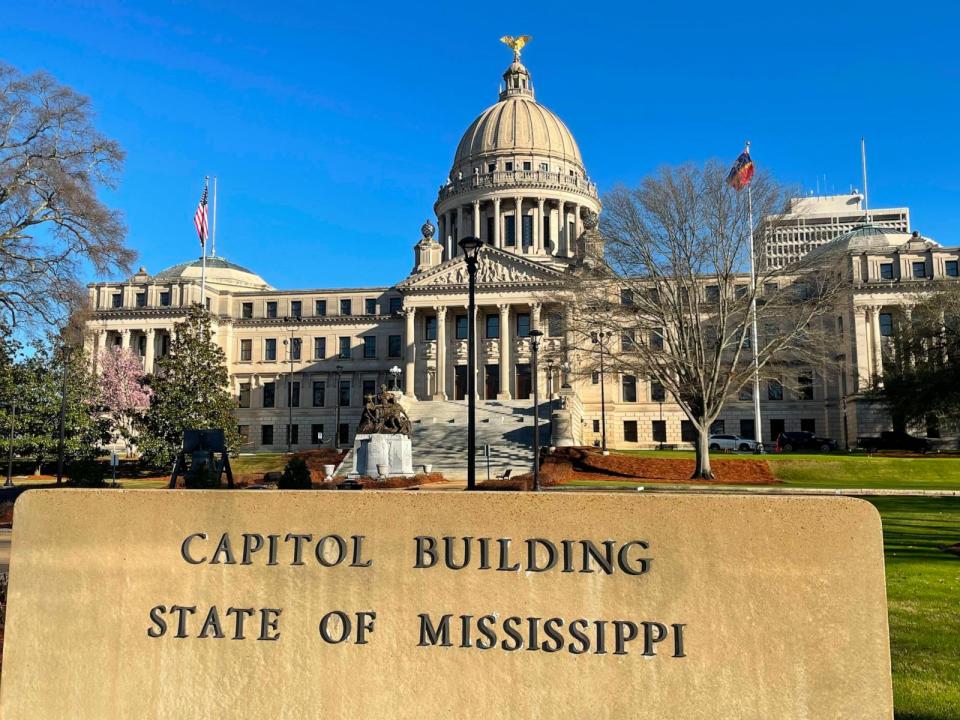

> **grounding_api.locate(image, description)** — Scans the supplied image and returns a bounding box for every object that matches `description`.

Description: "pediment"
[399,247,567,291]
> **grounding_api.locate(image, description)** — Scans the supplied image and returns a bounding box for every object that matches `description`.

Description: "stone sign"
[0,491,893,718]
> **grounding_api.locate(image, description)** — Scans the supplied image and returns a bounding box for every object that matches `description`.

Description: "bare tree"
[0,62,134,330]
[570,162,848,478]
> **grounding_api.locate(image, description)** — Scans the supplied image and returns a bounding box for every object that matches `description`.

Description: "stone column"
[852,306,870,391]
[870,306,884,385]
[514,196,523,252]
[456,206,464,245]
[572,203,581,257]
[557,202,566,256]
[531,302,542,333]
[498,304,511,399]
[434,306,447,400]
[120,328,132,351]
[493,198,501,248]
[144,328,156,374]
[438,215,446,258]
[472,200,480,239]
[536,198,545,254]
[404,307,417,398]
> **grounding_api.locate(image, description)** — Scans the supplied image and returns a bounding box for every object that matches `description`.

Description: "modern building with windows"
[85,50,960,455]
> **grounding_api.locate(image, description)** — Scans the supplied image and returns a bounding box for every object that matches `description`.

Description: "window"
[425,316,437,341]
[769,418,785,441]
[652,420,667,443]
[488,162,496,173]
[240,339,252,362]
[543,216,551,248]
[136,292,147,307]
[800,418,816,433]
[112,293,123,308]
[388,335,402,358]
[734,285,747,299]
[311,424,325,445]
[522,161,532,171]
[314,337,326,359]
[764,282,778,297]
[363,336,377,359]
[241,302,253,319]
[266,301,278,319]
[739,419,755,440]
[137,335,147,357]
[710,420,725,435]
[592,371,600,385]
[797,374,814,400]
[505,215,516,246]
[738,385,752,401]
[650,381,665,402]
[521,214,533,247]
[159,291,171,307]
[767,379,783,401]
[288,381,300,408]
[621,331,636,352]
[592,419,600,433]
[238,425,250,446]
[312,381,326,407]
[290,300,302,318]
[486,315,500,339]
[946,260,959,277]
[705,286,720,303]
[622,375,637,402]
[339,381,351,407]
[879,313,893,337]
[339,337,351,359]
[651,329,664,350]
[547,313,562,337]
[263,382,275,408]
[265,339,277,361]
[340,299,352,316]
[286,424,299,445]
[680,421,697,442]
[504,161,513,172]
[389,297,403,314]
[623,420,638,443]
[455,315,468,340]
[338,423,350,445]
[540,162,548,172]
[879,263,894,280]
[315,299,327,316]
[290,338,302,361]
[238,383,251,408]
[362,379,376,399]
[365,298,377,315]
[516,313,530,338]
[261,425,274,445]
[912,261,926,279]
[620,288,634,306]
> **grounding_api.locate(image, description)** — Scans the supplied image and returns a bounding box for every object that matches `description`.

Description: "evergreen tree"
[138,305,239,469]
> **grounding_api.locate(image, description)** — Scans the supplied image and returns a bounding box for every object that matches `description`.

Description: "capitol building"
[85,48,960,455]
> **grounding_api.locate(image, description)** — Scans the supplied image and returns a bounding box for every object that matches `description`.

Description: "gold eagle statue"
[500,35,532,60]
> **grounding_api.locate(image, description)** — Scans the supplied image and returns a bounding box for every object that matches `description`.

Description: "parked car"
[856,431,931,453]
[708,434,762,453]
[775,431,838,453]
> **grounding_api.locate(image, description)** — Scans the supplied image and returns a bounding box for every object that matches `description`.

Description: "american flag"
[194,180,209,247]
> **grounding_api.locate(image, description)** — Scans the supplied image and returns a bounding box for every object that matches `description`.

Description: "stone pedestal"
[350,434,414,478]
[551,408,576,447]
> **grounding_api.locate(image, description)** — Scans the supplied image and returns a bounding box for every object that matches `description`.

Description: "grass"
[868,497,960,719]
[609,449,960,490]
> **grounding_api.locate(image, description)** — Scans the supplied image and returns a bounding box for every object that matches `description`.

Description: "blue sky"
[5,0,958,289]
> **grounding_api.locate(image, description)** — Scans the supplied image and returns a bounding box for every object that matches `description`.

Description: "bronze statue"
[357,385,412,436]
[500,35,532,61]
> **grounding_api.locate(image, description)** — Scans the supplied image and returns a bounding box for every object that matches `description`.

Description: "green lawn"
[869,497,960,719]
[610,449,960,490]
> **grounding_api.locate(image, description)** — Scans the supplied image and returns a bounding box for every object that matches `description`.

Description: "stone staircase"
[404,398,552,480]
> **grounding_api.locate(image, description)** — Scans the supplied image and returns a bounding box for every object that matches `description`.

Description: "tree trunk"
[692,428,715,480]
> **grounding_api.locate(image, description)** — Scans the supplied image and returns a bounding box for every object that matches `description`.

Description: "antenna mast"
[860,138,870,223]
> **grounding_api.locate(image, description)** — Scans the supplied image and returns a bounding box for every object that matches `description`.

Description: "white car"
[708,434,762,453]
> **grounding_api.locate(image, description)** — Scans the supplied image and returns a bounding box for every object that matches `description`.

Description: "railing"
[437,170,599,202]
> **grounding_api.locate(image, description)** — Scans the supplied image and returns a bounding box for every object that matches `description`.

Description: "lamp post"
[591,330,609,455]
[546,361,556,447]
[56,344,72,484]
[282,316,301,453]
[458,235,483,491]
[529,329,544,491]
[389,365,402,391]
[5,398,16,488]
[334,364,344,449]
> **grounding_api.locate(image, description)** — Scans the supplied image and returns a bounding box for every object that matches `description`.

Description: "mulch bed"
[478,447,777,490]
[315,473,446,490]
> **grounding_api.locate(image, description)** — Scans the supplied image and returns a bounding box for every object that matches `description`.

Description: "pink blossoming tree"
[98,346,152,450]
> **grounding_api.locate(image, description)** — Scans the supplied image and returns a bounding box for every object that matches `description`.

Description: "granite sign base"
[350,433,414,478]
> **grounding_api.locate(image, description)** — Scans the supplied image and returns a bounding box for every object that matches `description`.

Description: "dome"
[152,256,274,291]
[450,58,584,175]
[800,225,939,267]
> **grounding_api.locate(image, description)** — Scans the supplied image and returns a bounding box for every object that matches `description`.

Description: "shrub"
[278,457,311,489]
[69,460,107,488]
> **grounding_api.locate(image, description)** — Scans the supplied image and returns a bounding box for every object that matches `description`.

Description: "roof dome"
[451,59,584,174]
[152,256,273,290]
[801,225,939,266]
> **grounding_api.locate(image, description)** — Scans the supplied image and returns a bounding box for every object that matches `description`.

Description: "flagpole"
[200,176,208,304]
[746,142,763,451]
[212,176,218,258]
[860,137,870,224]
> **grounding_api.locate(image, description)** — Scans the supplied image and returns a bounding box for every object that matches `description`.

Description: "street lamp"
[458,235,482,491]
[4,398,16,488]
[591,330,610,455]
[55,344,72,484]
[389,365,402,391]
[282,315,301,453]
[529,329,544,491]
[334,364,344,449]
[546,361,557,448]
